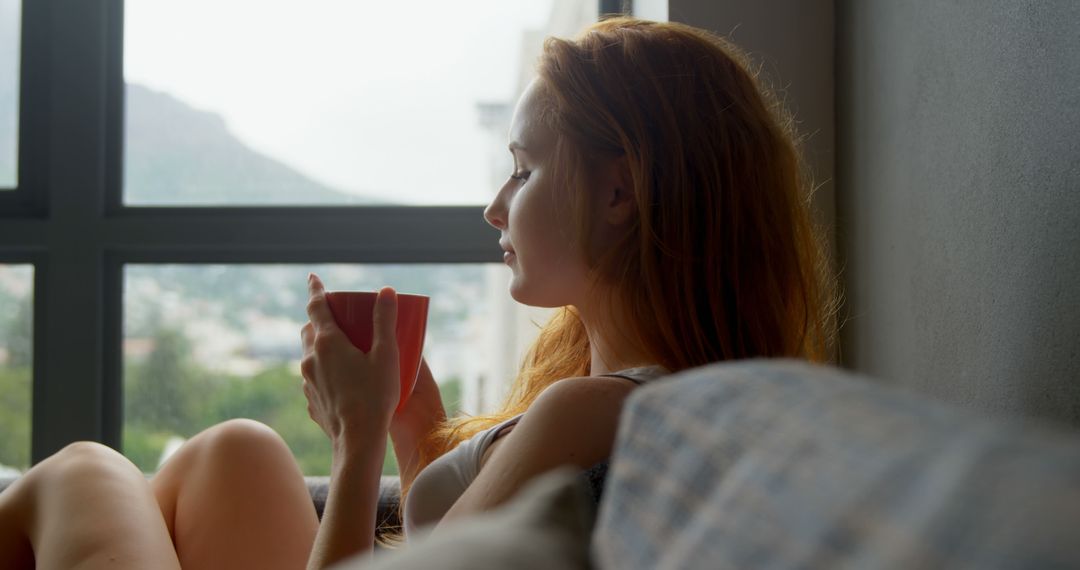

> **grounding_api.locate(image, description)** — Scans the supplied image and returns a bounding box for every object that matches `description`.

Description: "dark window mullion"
[31,0,112,462]
[102,207,496,258]
[101,252,123,450]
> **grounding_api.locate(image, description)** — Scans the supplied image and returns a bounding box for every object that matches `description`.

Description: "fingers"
[306,273,338,332]
[300,322,313,349]
[372,286,398,354]
[417,356,435,385]
[299,354,316,385]
[302,381,317,420]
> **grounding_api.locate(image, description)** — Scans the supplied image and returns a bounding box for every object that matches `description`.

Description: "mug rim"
[326,290,429,300]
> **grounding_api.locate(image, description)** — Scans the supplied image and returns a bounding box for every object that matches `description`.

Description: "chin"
[507,276,570,309]
[507,279,537,306]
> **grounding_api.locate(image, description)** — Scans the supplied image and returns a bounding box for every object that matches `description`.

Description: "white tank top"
[403,365,669,539]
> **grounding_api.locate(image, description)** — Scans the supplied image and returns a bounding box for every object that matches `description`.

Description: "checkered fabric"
[592,359,1080,569]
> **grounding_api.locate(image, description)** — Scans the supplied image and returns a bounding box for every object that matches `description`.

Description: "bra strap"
[598,373,648,386]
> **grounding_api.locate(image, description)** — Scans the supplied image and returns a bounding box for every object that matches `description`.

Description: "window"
[2,0,602,466]
[123,0,582,206]
[0,264,32,475]
[0,0,20,188]
[123,263,548,475]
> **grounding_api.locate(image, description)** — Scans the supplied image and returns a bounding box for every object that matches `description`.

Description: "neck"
[575,302,658,377]
[588,344,658,376]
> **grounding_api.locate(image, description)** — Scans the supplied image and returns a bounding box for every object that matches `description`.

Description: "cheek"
[507,175,571,260]
[506,188,536,246]
[510,195,553,254]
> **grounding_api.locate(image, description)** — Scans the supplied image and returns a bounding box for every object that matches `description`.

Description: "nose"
[483,186,508,231]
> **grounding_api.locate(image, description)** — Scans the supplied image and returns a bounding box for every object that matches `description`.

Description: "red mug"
[325,290,430,415]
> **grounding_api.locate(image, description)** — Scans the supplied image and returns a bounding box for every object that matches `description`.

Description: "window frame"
[1,0,627,464]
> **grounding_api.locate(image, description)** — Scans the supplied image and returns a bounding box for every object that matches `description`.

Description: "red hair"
[386,16,838,543]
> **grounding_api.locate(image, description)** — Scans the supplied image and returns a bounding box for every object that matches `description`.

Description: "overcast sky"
[124,0,553,205]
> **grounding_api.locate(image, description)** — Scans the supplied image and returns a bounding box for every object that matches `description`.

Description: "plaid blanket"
[592,359,1080,569]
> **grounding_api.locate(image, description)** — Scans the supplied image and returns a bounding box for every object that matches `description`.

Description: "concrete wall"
[836,1,1080,426]
[666,0,837,242]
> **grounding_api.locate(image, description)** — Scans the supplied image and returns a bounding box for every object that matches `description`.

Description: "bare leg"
[0,474,35,569]
[0,441,181,570]
[150,418,319,569]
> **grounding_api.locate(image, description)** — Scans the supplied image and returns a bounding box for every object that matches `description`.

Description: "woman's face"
[482,79,591,308]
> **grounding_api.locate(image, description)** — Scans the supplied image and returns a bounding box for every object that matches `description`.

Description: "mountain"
[0,20,383,204]
[125,83,385,205]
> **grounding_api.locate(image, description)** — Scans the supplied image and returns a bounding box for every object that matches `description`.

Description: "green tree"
[0,295,34,471]
[5,300,32,368]
[124,353,404,476]
[198,364,400,476]
[198,364,331,474]
[126,327,203,435]
[0,366,31,470]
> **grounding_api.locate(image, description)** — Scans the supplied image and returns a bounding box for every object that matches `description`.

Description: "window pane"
[123,264,552,475]
[123,0,597,206]
[0,264,33,475]
[0,0,20,188]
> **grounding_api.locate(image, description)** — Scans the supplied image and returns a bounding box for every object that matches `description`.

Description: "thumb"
[373,286,398,353]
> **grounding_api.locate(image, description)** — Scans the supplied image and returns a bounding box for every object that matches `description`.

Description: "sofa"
[5,360,1080,568]
[348,360,1080,569]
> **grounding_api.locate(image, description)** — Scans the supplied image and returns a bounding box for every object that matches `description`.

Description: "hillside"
[125,83,384,205]
[0,57,384,203]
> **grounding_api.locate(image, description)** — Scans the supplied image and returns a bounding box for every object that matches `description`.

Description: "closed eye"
[510,171,531,183]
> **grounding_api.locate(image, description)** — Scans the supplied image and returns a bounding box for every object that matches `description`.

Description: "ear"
[599,156,636,227]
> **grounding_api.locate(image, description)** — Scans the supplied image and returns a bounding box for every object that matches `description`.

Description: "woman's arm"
[300,274,402,568]
[389,358,447,490]
[432,376,635,530]
[308,435,387,569]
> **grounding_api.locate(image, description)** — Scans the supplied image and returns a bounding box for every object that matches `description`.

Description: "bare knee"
[10,441,146,534]
[18,443,180,569]
[205,418,289,454]
[55,441,131,465]
[189,419,294,473]
[35,441,143,485]
[56,440,125,460]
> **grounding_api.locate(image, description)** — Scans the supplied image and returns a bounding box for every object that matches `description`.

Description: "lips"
[502,241,515,264]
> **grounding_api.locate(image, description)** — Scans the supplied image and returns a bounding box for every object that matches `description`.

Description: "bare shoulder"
[513,374,642,440]
[441,375,642,525]
[539,374,642,403]
[479,375,638,468]
[523,374,642,441]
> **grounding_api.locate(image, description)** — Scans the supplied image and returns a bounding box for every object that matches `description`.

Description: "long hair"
[383,16,838,544]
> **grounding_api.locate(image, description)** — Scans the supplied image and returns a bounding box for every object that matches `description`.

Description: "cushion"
[0,474,404,547]
[334,467,595,570]
[593,359,1080,569]
[308,476,402,543]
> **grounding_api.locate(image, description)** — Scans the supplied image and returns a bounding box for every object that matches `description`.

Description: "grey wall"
[667,0,836,244]
[836,1,1080,427]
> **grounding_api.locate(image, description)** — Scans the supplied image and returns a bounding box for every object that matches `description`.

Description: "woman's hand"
[390,357,447,441]
[388,357,448,489]
[300,273,400,451]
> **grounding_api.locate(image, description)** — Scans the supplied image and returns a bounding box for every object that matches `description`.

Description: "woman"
[0,16,835,568]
